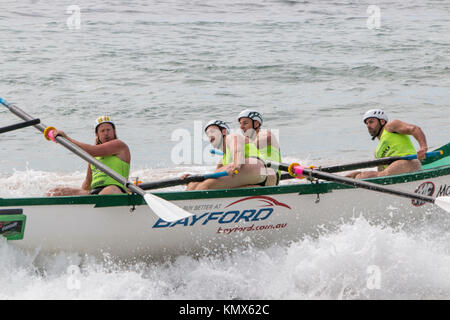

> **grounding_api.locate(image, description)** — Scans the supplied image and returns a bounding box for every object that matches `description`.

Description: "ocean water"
[0,0,449,299]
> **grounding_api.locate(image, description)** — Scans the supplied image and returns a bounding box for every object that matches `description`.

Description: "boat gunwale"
[1,161,449,208]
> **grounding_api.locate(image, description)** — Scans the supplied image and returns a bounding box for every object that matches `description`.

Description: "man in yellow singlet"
[238,109,281,185]
[184,120,272,190]
[46,116,131,196]
[347,109,428,179]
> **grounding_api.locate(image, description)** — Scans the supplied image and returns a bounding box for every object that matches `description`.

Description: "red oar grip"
[288,163,317,179]
[43,126,56,142]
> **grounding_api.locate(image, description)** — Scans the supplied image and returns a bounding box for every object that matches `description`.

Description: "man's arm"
[81,165,92,191]
[225,134,245,174]
[51,130,130,161]
[77,139,128,158]
[385,120,428,160]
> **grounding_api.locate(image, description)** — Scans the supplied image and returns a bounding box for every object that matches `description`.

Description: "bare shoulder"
[114,139,131,162]
[99,139,130,160]
[384,119,404,132]
[104,139,129,149]
[115,139,130,155]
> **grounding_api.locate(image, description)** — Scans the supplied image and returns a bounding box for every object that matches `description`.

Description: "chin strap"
[371,120,385,140]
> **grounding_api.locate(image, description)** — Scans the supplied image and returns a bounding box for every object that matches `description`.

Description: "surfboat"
[1,144,449,260]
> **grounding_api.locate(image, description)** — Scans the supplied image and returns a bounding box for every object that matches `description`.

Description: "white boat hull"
[2,167,449,260]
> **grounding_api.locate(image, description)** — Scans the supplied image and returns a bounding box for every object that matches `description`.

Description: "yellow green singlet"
[90,155,130,191]
[375,129,416,169]
[258,145,282,179]
[222,142,259,166]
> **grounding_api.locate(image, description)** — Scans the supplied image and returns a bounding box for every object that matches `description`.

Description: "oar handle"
[0,118,40,134]
[139,171,228,191]
[1,98,48,135]
[210,149,224,156]
[401,151,443,160]
[203,171,229,179]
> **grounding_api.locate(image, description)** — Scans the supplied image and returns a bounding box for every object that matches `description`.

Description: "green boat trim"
[421,143,450,166]
[1,148,449,209]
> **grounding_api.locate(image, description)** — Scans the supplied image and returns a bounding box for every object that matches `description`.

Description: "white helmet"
[237,109,263,126]
[363,109,388,123]
[204,120,230,134]
[95,115,115,130]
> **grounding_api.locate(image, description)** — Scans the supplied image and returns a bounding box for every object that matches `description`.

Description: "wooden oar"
[139,171,228,190]
[267,161,450,213]
[0,98,191,222]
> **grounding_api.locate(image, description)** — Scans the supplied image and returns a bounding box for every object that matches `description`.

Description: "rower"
[185,120,273,190]
[238,109,281,185]
[46,116,131,196]
[347,109,428,179]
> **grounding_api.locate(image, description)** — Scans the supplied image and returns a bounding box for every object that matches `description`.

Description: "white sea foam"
[1,217,449,299]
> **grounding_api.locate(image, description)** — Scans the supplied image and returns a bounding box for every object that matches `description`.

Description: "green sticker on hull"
[0,209,26,240]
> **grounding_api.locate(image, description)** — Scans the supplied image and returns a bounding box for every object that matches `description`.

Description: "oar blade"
[144,193,192,222]
[434,196,450,213]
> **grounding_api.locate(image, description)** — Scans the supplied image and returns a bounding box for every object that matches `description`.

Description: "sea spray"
[1,217,448,299]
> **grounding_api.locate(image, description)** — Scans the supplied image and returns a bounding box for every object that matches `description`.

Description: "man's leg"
[47,187,90,197]
[379,159,421,176]
[186,182,200,191]
[192,161,267,190]
[355,159,421,179]
[98,185,126,195]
